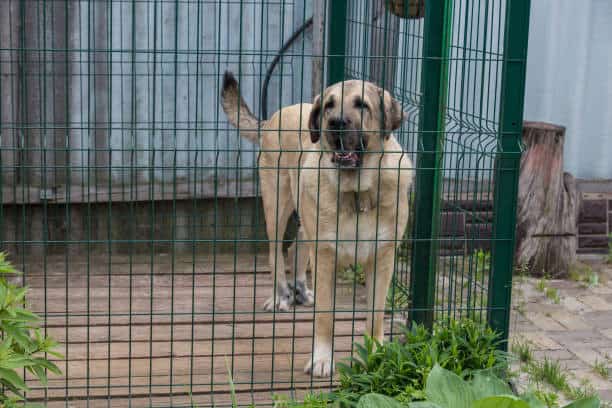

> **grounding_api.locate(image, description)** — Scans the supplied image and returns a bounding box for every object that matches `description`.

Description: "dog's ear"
[378,88,405,138]
[308,94,322,143]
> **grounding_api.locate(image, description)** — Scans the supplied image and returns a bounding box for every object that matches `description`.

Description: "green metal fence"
[0,0,530,406]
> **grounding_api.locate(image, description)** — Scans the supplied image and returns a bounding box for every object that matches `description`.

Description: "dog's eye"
[324,100,335,110]
[353,98,369,111]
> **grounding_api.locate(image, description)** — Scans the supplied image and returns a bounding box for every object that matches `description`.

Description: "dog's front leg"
[365,246,395,344]
[304,247,335,377]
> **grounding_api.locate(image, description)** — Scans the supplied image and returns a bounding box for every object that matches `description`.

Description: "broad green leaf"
[14,308,40,322]
[472,395,530,408]
[33,359,62,376]
[0,367,29,392]
[562,396,600,408]
[425,364,476,408]
[357,393,405,408]
[2,323,34,350]
[471,370,512,399]
[0,357,34,370]
[30,365,48,386]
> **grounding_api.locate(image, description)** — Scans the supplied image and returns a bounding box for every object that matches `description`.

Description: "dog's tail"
[221,71,265,145]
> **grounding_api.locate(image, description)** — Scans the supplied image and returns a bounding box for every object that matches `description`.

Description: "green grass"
[534,390,560,408]
[537,278,547,292]
[593,359,610,379]
[566,378,597,401]
[568,263,599,287]
[529,358,569,392]
[273,394,329,408]
[545,287,561,304]
[511,341,534,364]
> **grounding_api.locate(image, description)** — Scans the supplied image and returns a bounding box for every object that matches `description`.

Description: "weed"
[593,359,610,379]
[529,358,569,392]
[511,341,534,364]
[569,263,599,287]
[607,234,612,264]
[566,378,597,401]
[537,278,547,292]
[273,394,329,408]
[545,287,561,304]
[534,390,560,408]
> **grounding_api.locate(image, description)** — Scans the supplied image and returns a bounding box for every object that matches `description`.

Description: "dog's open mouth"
[332,151,361,168]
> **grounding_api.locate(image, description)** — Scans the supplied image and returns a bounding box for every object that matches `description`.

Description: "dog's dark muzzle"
[326,118,365,169]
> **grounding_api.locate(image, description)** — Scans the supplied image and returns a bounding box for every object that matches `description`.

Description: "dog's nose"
[327,117,348,130]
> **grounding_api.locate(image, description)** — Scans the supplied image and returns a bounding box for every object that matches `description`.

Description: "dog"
[221,71,414,377]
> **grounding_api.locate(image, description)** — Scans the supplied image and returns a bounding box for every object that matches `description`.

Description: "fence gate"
[0,0,530,406]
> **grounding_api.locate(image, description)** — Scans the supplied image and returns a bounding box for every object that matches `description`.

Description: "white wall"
[524,0,612,180]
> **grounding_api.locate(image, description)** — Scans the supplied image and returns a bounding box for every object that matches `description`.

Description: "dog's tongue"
[334,151,359,164]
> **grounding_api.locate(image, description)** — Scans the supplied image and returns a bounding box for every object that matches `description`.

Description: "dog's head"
[308,80,405,169]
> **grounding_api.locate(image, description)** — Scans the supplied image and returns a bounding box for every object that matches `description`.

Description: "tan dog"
[221,72,413,377]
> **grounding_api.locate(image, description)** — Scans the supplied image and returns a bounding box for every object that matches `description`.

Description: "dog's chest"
[328,194,397,265]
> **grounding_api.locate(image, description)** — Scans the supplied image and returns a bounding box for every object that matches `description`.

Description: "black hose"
[261,17,313,119]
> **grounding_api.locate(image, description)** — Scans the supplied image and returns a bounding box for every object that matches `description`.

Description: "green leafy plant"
[333,319,506,406]
[351,366,600,408]
[0,252,63,407]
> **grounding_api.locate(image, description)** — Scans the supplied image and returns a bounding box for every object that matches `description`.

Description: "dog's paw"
[263,286,293,312]
[304,354,335,377]
[289,281,314,307]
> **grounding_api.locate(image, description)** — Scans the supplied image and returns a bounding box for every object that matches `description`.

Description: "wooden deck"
[19,252,393,407]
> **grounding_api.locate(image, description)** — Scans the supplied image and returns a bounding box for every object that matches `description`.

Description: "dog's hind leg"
[261,177,294,312]
[289,226,314,306]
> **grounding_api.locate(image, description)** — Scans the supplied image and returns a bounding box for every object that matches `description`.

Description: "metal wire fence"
[0,0,530,406]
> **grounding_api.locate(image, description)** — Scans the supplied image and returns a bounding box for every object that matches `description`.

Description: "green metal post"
[488,0,532,348]
[327,0,348,85]
[410,0,452,328]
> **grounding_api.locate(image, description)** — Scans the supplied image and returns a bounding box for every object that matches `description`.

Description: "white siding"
[524,0,612,179]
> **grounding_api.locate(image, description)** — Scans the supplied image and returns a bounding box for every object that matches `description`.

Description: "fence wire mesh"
[0,0,529,406]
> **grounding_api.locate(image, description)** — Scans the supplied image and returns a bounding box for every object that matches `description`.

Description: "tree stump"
[515,122,578,278]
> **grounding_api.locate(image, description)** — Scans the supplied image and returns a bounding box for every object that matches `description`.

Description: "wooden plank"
[31,385,326,407]
[1,179,258,204]
[19,252,269,275]
[13,252,408,405]
[43,317,375,343]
